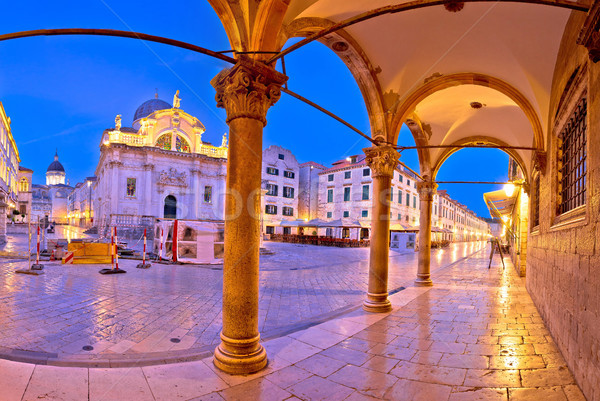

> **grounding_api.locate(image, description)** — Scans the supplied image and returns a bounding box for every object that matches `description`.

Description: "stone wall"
[526,11,600,401]
[6,224,29,235]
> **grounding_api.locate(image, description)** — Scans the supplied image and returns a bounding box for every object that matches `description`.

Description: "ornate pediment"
[157,167,187,187]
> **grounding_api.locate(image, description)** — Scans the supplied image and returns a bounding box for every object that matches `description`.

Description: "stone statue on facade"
[115,114,122,131]
[221,132,228,148]
[173,90,181,108]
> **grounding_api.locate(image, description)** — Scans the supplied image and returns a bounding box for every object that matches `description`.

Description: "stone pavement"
[0,241,484,366]
[0,244,586,400]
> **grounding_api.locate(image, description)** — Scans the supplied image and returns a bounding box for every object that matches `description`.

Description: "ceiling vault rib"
[268,0,590,64]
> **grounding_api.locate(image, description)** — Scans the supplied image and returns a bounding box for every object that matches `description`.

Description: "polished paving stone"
[0,245,587,400]
[0,241,484,363]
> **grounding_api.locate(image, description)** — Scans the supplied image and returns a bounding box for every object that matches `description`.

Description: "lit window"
[175,135,190,152]
[155,134,171,150]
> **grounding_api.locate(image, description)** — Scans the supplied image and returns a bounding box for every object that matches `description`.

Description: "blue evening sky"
[0,0,508,217]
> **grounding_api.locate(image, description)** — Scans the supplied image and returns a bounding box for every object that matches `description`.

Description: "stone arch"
[431,136,529,183]
[207,0,289,58]
[282,18,388,141]
[390,73,545,153]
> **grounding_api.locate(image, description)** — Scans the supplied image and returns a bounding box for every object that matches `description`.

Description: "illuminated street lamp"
[503,183,515,197]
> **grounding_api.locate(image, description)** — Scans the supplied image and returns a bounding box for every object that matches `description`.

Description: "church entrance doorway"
[164,195,177,219]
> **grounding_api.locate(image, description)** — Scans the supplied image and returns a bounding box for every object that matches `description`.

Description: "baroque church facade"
[94,93,228,238]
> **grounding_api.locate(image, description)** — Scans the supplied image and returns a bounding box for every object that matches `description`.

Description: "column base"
[414,276,433,287]
[213,333,268,375]
[363,292,392,313]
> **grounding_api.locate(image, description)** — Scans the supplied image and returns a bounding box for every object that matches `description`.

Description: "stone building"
[94,94,228,238]
[67,177,96,228]
[0,101,19,242]
[17,166,33,222]
[262,145,299,235]
[314,154,488,241]
[297,161,326,221]
[317,154,421,227]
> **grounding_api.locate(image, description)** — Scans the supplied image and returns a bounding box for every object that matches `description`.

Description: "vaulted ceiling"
[208,0,592,179]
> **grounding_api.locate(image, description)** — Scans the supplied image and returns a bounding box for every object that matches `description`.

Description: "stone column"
[191,169,201,220]
[143,164,154,217]
[416,179,437,286]
[211,58,286,374]
[363,145,400,313]
[110,160,121,217]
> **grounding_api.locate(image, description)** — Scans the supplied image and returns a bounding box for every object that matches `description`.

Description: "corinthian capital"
[416,180,438,201]
[363,145,400,178]
[211,58,288,126]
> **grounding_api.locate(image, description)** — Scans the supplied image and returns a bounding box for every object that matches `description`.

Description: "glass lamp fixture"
[503,183,515,197]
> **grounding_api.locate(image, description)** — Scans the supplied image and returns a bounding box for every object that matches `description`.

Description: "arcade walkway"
[0,245,585,400]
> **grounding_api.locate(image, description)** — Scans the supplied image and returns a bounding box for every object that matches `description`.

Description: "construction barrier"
[99,227,126,274]
[62,242,111,264]
[136,228,151,269]
[63,251,75,264]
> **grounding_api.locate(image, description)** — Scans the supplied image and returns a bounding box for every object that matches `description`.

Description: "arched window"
[175,135,190,152]
[156,134,172,150]
[19,177,29,192]
[164,195,177,219]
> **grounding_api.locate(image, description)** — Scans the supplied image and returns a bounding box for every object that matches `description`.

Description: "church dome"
[133,98,172,122]
[47,152,65,173]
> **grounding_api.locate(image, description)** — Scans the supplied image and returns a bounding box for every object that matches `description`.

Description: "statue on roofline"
[221,132,228,148]
[173,90,181,108]
[115,114,122,131]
